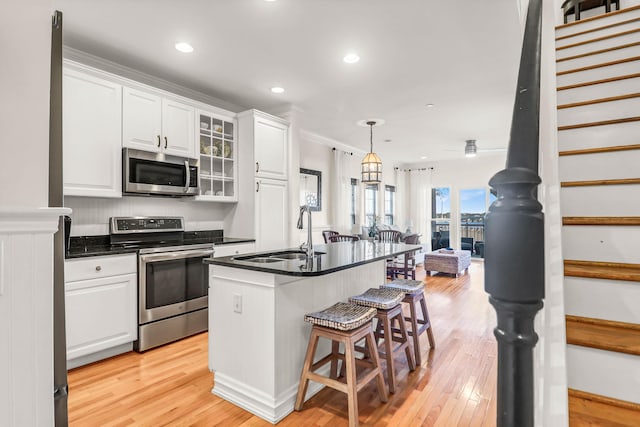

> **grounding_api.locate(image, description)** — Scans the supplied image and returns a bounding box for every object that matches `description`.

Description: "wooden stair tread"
[557,56,640,76]
[559,144,640,156]
[557,28,640,51]
[557,72,640,91]
[563,216,640,225]
[559,116,640,130]
[569,389,640,426]
[566,315,640,355]
[556,5,640,30]
[557,41,640,63]
[564,260,640,282]
[558,92,640,109]
[561,177,640,187]
[557,17,640,42]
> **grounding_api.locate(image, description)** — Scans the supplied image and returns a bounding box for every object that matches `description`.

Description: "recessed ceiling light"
[421,156,427,159]
[175,42,194,53]
[270,86,285,94]
[343,53,360,64]
[265,0,277,2]
[426,103,435,108]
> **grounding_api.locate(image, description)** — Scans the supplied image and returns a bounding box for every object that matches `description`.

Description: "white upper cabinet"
[196,110,238,202]
[123,87,195,158]
[248,111,289,180]
[63,67,123,198]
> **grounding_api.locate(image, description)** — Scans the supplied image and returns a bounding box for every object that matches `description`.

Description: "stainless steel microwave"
[123,148,199,196]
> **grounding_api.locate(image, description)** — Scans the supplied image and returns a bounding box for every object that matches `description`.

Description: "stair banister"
[484,0,545,426]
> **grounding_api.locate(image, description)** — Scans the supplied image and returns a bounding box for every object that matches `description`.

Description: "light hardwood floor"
[68,262,497,426]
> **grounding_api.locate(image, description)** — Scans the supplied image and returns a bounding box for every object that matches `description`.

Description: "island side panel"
[273,260,386,416]
[208,265,285,421]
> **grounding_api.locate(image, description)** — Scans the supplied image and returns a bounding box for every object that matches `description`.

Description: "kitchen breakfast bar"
[204,241,420,423]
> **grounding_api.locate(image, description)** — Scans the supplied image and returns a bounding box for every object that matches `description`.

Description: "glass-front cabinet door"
[197,110,237,201]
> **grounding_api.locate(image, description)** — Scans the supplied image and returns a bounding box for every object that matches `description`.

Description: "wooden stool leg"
[295,328,320,411]
[419,295,436,349]
[407,297,421,366]
[381,312,396,393]
[344,335,359,427]
[330,340,340,379]
[394,311,416,371]
[365,329,388,403]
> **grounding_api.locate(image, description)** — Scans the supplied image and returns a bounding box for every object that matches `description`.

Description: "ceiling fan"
[446,139,507,157]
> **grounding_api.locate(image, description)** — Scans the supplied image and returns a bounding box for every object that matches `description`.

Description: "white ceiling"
[53,0,522,165]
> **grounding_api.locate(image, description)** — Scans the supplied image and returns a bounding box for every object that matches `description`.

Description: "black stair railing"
[484,0,545,426]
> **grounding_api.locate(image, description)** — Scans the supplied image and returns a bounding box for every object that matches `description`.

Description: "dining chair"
[327,234,360,242]
[377,230,401,243]
[322,230,339,243]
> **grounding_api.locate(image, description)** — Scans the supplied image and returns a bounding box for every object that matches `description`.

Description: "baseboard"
[212,366,329,424]
[67,342,133,370]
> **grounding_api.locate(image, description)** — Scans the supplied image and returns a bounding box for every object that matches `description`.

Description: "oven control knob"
[95,265,102,272]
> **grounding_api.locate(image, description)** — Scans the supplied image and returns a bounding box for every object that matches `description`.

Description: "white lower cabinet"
[65,254,137,367]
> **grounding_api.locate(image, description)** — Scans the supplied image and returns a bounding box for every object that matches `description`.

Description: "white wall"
[1,1,57,425]
[65,196,235,236]
[298,132,399,243]
[0,0,53,208]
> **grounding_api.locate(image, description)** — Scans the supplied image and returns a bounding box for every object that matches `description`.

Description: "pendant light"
[361,121,382,183]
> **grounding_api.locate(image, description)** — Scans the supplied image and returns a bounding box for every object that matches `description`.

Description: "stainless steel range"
[110,216,213,352]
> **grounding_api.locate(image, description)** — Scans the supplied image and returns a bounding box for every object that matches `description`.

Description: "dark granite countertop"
[204,241,421,277]
[66,231,255,259]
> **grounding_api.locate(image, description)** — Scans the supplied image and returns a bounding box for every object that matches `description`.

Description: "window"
[459,188,487,255]
[350,178,358,225]
[384,185,395,225]
[431,187,450,249]
[364,183,378,226]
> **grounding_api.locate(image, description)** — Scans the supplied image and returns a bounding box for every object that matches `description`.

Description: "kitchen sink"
[236,257,282,263]
[234,250,326,263]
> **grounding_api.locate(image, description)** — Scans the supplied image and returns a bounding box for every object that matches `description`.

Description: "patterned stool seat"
[382,278,424,295]
[304,302,377,331]
[381,278,434,366]
[349,287,404,310]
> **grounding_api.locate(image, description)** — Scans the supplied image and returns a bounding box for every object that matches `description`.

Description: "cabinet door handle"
[255,162,259,173]
[164,136,168,149]
[95,266,102,272]
[157,135,161,147]
[256,181,260,193]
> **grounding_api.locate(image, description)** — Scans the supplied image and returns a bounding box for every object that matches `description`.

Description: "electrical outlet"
[233,294,242,313]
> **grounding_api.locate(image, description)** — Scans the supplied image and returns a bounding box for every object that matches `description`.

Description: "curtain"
[407,169,432,250]
[331,148,351,233]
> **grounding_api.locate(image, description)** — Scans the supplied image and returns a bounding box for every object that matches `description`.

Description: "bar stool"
[295,302,388,427]
[381,279,435,366]
[349,288,416,393]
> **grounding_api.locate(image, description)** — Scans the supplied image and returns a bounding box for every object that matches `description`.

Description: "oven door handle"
[140,248,214,263]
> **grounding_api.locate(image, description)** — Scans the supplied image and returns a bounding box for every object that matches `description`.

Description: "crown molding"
[299,130,366,155]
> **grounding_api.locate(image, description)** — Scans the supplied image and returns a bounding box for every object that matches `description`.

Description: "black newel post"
[484,0,544,426]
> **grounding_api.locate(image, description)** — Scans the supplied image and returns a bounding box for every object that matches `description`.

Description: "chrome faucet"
[297,205,314,257]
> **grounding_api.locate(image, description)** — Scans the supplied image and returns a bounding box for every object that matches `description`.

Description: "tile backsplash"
[65,196,233,236]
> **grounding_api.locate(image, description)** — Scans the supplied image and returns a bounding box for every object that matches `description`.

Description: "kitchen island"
[204,240,420,423]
